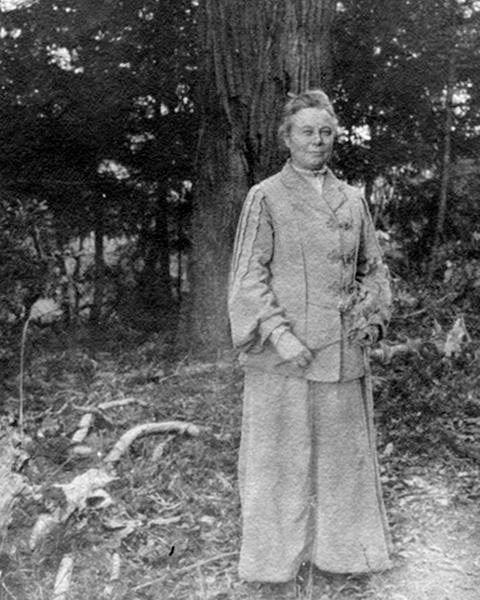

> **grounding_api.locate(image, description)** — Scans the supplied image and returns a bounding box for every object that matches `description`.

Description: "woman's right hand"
[272,330,313,368]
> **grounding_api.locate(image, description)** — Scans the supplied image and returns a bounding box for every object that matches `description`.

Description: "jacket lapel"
[280,161,348,216]
[322,170,349,214]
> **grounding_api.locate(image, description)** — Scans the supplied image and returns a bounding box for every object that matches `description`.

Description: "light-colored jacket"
[228,161,392,382]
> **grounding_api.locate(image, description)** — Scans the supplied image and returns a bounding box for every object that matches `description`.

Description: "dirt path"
[377,462,480,600]
[310,459,480,600]
[221,456,480,600]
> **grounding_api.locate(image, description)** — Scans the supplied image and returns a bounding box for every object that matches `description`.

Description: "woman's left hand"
[353,324,381,346]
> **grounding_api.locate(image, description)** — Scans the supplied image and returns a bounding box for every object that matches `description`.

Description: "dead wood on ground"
[0,427,29,540]
[30,418,200,550]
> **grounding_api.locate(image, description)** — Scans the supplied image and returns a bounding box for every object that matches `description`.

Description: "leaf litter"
[2,306,480,598]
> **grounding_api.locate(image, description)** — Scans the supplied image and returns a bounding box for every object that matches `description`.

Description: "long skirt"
[237,370,392,582]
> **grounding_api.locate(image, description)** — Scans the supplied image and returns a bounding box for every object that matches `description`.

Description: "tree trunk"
[178,0,335,354]
[90,200,105,325]
[428,7,457,280]
[137,195,173,324]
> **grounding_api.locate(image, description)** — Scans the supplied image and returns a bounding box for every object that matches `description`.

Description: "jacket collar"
[279,160,348,214]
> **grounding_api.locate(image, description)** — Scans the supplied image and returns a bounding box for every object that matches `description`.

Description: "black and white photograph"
[1,1,480,599]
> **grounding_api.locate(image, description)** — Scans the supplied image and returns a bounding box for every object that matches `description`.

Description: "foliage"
[334,0,480,174]
[0,193,58,323]
[333,0,480,269]
[0,0,197,327]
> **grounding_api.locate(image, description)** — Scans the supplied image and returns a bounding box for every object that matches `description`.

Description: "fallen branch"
[30,512,61,551]
[71,397,148,433]
[70,414,94,445]
[30,420,200,549]
[371,338,423,364]
[0,428,29,539]
[98,398,148,410]
[371,316,471,364]
[104,421,201,465]
[71,405,115,429]
[52,554,74,600]
[30,469,116,550]
[104,552,121,598]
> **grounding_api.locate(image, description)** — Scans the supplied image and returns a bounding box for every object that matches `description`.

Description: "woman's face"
[283,107,336,171]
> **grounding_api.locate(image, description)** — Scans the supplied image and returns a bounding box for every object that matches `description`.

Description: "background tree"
[333,0,480,275]
[2,0,480,354]
[179,0,336,353]
[0,0,196,328]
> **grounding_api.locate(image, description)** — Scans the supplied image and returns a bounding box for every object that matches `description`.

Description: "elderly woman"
[228,89,392,583]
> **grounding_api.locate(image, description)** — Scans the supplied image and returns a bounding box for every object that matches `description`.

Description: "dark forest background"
[1,0,480,359]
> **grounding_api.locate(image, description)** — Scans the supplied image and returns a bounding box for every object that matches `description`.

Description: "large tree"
[180,0,336,353]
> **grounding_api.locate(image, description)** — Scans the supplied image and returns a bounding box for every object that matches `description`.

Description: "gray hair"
[278,89,339,143]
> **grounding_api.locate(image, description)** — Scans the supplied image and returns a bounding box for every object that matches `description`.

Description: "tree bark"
[90,198,105,325]
[428,10,457,280]
[178,0,335,354]
[137,195,173,325]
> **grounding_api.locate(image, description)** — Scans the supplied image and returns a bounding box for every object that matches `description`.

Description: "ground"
[2,324,480,600]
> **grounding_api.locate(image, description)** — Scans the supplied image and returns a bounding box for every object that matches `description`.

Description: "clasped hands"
[272,324,381,369]
[272,330,313,369]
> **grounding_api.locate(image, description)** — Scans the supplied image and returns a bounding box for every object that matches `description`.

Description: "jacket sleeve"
[353,196,392,339]
[228,186,289,352]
